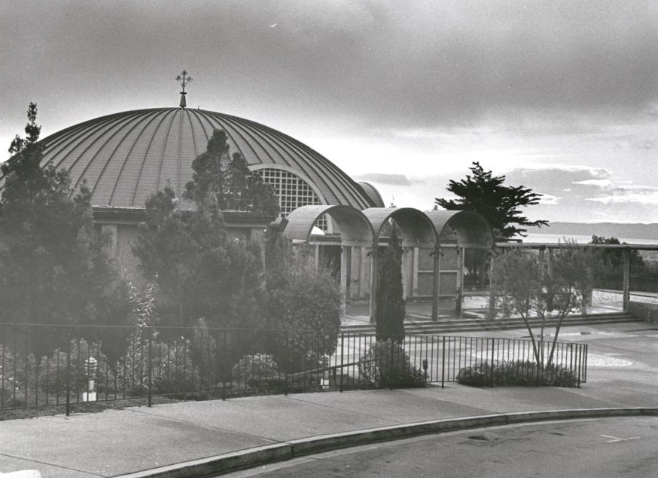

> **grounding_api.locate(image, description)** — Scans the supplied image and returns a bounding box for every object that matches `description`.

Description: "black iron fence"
[0,324,588,415]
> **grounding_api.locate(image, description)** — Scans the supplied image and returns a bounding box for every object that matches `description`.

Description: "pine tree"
[375,226,406,342]
[435,162,548,238]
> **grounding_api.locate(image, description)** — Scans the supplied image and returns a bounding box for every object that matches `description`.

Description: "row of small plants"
[457,360,579,387]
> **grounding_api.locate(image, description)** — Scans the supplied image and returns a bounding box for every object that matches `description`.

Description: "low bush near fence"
[232,354,280,387]
[358,339,427,389]
[457,360,579,387]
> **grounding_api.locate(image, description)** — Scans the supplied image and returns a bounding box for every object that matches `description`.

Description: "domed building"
[35,107,383,214]
[2,90,494,320]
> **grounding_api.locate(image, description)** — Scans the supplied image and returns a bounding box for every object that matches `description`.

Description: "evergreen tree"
[375,226,406,342]
[0,103,127,352]
[435,162,548,238]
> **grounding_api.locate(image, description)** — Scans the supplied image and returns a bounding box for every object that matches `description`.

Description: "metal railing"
[0,324,588,415]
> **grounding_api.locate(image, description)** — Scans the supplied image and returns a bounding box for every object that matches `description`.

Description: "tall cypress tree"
[375,226,406,342]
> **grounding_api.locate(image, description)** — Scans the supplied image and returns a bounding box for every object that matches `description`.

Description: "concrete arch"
[283,204,374,246]
[362,207,436,246]
[362,208,437,323]
[282,205,375,315]
[425,210,494,320]
[425,210,494,248]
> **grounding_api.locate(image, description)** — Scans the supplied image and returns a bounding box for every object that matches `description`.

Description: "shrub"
[0,344,34,404]
[232,354,279,386]
[117,331,199,396]
[36,339,115,394]
[457,360,578,387]
[358,340,426,388]
[265,237,341,371]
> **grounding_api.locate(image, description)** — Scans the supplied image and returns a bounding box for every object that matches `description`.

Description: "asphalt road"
[225,417,658,478]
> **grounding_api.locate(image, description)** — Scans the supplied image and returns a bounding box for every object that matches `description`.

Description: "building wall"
[99,218,273,288]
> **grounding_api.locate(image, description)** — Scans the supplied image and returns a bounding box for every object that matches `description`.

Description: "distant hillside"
[527,222,658,241]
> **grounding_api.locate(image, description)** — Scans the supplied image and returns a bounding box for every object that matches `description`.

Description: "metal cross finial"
[176,70,192,107]
[176,70,192,93]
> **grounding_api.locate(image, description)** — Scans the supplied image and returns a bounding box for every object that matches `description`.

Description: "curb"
[115,408,658,478]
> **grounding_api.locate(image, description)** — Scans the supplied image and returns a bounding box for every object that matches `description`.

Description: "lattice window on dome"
[257,168,327,230]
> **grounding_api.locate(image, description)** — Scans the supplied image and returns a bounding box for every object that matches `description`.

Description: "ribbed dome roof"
[14,108,377,210]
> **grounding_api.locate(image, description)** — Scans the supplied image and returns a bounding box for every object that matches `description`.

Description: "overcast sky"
[2,0,658,223]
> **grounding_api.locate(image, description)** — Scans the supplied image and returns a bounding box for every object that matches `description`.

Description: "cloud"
[505,166,612,195]
[636,139,657,150]
[3,0,658,133]
[572,179,614,189]
[353,173,412,186]
[587,191,658,205]
[538,194,560,205]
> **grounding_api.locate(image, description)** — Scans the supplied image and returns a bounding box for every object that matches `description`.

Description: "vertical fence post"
[284,333,289,396]
[489,338,495,387]
[147,327,153,408]
[13,328,18,408]
[339,333,345,393]
[1,325,5,410]
[441,336,446,388]
[222,331,227,401]
[488,252,496,319]
[65,331,72,417]
[386,338,396,390]
[22,326,28,409]
[622,248,631,312]
[583,344,588,384]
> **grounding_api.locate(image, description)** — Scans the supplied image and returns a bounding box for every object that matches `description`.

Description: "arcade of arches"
[282,205,494,322]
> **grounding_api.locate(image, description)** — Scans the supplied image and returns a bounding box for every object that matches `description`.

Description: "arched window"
[257,167,328,229]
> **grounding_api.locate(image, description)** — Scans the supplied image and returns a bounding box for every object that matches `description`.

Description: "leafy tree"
[375,226,406,342]
[435,162,548,238]
[589,235,644,269]
[464,249,490,288]
[588,235,649,291]
[0,103,127,353]
[492,243,596,366]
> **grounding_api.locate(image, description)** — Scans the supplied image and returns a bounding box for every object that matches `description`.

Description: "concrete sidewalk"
[1,383,657,478]
[2,321,658,478]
